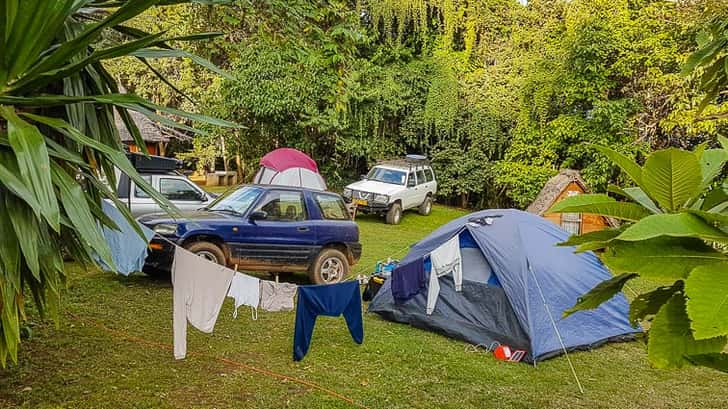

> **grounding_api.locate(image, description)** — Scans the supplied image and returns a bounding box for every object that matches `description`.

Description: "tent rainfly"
[369,209,639,364]
[253,148,326,190]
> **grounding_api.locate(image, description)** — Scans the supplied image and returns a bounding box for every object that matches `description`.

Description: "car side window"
[257,190,307,221]
[407,172,416,187]
[133,175,153,198]
[160,178,201,201]
[416,169,426,185]
[425,168,434,182]
[314,193,350,220]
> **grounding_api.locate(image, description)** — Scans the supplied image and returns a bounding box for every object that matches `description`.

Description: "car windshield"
[366,167,406,185]
[209,186,261,215]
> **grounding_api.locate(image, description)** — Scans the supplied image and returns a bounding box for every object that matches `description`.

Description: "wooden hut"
[115,110,190,157]
[526,169,616,235]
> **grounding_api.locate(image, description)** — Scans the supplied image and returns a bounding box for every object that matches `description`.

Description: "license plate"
[353,199,368,206]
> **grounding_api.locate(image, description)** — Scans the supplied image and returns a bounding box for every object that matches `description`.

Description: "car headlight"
[373,194,389,204]
[342,188,352,198]
[153,223,178,235]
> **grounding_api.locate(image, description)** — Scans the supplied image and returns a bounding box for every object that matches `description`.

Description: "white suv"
[343,156,437,224]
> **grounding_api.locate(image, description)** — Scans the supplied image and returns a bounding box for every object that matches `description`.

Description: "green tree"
[0,0,237,366]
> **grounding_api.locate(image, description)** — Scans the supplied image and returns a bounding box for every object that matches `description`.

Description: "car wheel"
[184,241,226,266]
[309,248,349,284]
[418,195,433,216]
[385,202,402,225]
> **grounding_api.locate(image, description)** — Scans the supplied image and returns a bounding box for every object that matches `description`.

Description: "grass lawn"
[1,202,727,408]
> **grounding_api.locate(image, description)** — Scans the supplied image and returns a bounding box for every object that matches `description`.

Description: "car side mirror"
[360,174,367,180]
[249,210,267,221]
[407,180,416,188]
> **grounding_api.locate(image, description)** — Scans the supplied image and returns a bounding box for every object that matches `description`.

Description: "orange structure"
[526,169,616,235]
[115,110,190,157]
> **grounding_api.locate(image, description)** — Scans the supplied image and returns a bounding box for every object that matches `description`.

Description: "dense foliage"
[111,0,728,207]
[0,0,236,367]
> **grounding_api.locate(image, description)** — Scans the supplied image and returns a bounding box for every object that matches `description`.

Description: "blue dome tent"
[368,209,640,364]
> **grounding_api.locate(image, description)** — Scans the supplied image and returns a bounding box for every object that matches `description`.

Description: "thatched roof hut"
[527,169,617,234]
[114,110,190,156]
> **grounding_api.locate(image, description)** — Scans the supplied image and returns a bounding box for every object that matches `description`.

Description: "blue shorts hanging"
[293,281,363,361]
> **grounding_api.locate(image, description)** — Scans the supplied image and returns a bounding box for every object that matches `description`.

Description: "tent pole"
[527,263,584,394]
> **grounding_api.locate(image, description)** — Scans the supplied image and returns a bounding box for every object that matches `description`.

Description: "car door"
[425,167,437,195]
[159,176,208,212]
[233,189,318,270]
[129,174,159,217]
[413,167,429,206]
[402,170,418,209]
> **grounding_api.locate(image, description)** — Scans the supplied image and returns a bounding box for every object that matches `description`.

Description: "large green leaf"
[4,194,41,280]
[602,237,727,280]
[10,31,168,93]
[648,293,727,369]
[630,282,683,326]
[593,145,644,187]
[11,0,158,88]
[1,0,75,82]
[641,149,702,212]
[685,262,728,340]
[547,193,652,222]
[0,106,60,232]
[609,185,662,214]
[616,213,728,243]
[698,149,728,191]
[1,93,243,130]
[130,48,235,80]
[0,150,43,213]
[685,353,728,373]
[0,274,20,364]
[687,209,728,227]
[701,181,728,212]
[562,273,638,318]
[0,194,21,290]
[50,163,115,270]
[557,227,625,252]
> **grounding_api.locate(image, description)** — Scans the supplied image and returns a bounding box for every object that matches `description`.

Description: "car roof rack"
[376,154,430,170]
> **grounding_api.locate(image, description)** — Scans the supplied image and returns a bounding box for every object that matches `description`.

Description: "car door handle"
[297,226,310,232]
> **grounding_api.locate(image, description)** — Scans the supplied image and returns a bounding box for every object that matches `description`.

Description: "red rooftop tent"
[253,148,327,190]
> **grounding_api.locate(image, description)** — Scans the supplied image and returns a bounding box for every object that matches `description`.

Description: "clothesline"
[66,311,369,409]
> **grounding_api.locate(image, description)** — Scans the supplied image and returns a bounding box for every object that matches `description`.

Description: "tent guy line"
[527,262,584,394]
[65,311,369,409]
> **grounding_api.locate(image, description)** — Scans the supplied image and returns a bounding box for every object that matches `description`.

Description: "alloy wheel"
[320,257,344,283]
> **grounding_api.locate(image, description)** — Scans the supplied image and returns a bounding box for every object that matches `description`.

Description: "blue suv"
[139,185,361,284]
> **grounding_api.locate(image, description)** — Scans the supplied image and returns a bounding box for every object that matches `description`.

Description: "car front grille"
[355,191,372,200]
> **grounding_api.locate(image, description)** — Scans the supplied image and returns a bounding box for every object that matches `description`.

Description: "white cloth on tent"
[227,272,260,320]
[173,247,234,360]
[426,235,462,315]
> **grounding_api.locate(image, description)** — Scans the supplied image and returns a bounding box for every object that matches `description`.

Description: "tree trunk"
[220,136,228,172]
[235,154,243,182]
[460,192,468,209]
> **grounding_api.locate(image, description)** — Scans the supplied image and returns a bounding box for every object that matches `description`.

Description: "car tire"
[418,195,433,216]
[385,202,402,225]
[309,248,349,284]
[184,241,226,266]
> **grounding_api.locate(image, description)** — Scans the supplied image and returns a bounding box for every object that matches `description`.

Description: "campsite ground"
[1,196,726,408]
